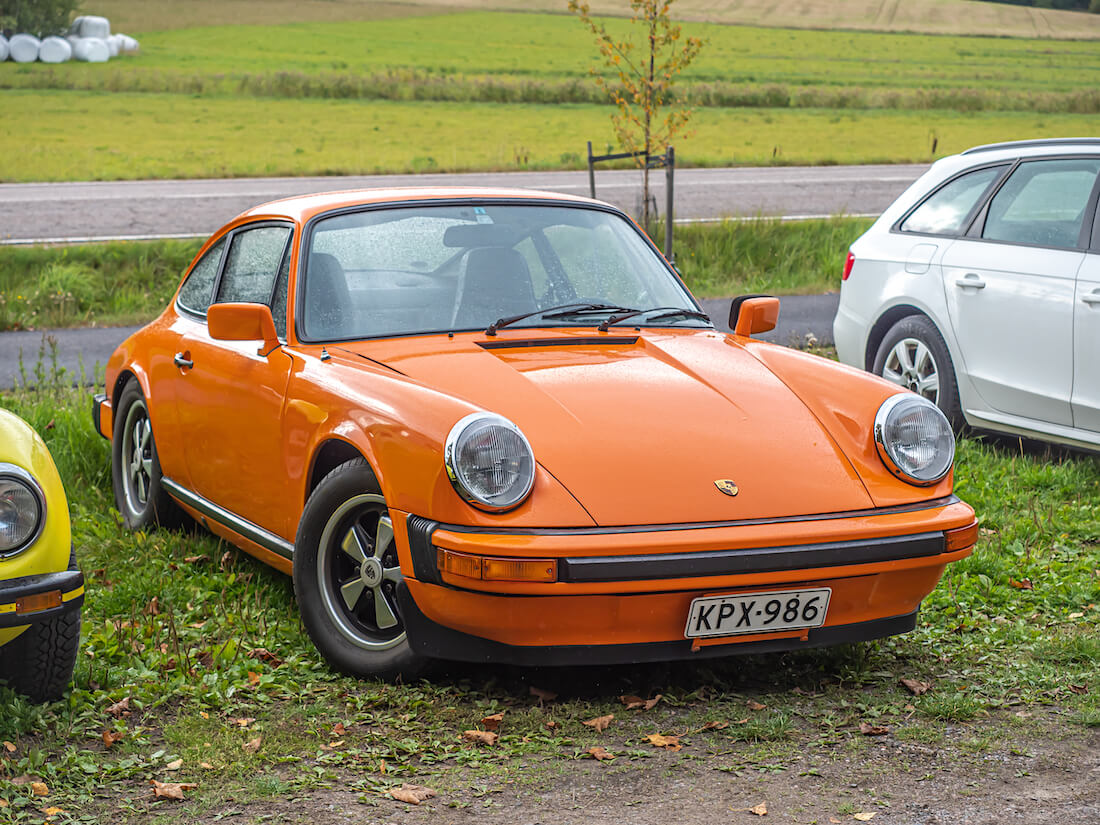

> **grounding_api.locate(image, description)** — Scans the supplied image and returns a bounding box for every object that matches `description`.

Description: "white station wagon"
[834,138,1100,450]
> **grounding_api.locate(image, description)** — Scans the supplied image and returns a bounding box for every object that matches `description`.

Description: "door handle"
[955,274,986,289]
[1083,293,1100,305]
[173,352,194,369]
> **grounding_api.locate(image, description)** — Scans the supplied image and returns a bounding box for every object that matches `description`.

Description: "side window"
[216,226,292,305]
[270,248,291,339]
[982,159,1100,250]
[177,237,226,316]
[900,165,1005,236]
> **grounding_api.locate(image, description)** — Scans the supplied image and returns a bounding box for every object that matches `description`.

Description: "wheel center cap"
[360,557,383,587]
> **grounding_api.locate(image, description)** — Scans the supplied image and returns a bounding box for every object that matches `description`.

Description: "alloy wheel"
[881,337,940,403]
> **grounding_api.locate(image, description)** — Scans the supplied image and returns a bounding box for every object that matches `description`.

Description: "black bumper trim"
[92,393,108,441]
[0,569,85,628]
[396,582,918,667]
[560,531,946,583]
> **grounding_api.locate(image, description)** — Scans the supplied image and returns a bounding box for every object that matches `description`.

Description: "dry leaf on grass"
[1069,684,1089,695]
[30,783,48,797]
[701,720,729,731]
[529,686,557,703]
[751,802,768,816]
[462,730,498,746]
[747,700,766,711]
[150,780,197,801]
[1009,578,1033,590]
[899,678,931,696]
[229,717,255,728]
[619,694,662,711]
[243,737,262,753]
[106,697,130,717]
[144,596,159,616]
[200,762,214,770]
[249,648,284,666]
[481,712,505,731]
[101,730,123,748]
[645,733,681,751]
[333,722,347,735]
[583,714,614,733]
[858,722,890,736]
[545,720,558,731]
[583,746,616,761]
[2,741,14,753]
[853,813,876,822]
[0,800,7,808]
[183,555,207,564]
[389,783,436,805]
[43,807,65,817]
[165,759,183,771]
[247,671,261,686]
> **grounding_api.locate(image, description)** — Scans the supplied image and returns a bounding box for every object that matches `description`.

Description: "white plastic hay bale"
[72,37,110,63]
[75,15,110,40]
[117,34,139,54]
[66,34,81,48]
[106,34,121,57]
[38,36,73,63]
[0,36,8,62]
[9,34,41,63]
[69,16,85,35]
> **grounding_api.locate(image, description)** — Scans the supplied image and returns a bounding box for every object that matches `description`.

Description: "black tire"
[0,556,81,703]
[872,315,963,429]
[293,458,427,680]
[111,379,184,529]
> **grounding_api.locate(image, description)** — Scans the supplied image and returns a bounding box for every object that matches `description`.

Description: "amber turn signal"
[16,590,62,615]
[437,549,557,583]
[944,521,979,552]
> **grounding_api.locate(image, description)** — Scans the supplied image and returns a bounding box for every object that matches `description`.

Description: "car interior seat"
[306,252,352,339]
[451,247,537,329]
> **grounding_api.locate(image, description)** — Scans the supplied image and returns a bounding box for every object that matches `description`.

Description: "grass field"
[90,0,1100,39]
[0,367,1096,821]
[0,218,870,332]
[2,89,1094,183]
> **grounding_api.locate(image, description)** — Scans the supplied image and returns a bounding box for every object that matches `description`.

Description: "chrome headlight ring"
[444,412,536,513]
[874,394,955,486]
[0,462,47,558]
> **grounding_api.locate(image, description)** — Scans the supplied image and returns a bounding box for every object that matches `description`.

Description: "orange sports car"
[93,188,976,678]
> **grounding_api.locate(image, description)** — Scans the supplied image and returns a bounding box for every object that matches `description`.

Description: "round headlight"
[874,394,955,485]
[0,464,46,556]
[444,413,536,512]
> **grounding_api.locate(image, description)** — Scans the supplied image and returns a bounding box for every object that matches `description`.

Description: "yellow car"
[0,408,83,702]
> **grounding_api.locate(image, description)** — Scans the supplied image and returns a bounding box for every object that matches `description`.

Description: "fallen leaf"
[144,596,159,616]
[545,720,558,730]
[200,762,214,770]
[165,759,183,771]
[44,807,65,817]
[620,694,662,711]
[1069,684,1089,695]
[645,733,681,751]
[248,671,261,686]
[101,730,123,748]
[1009,578,1033,590]
[733,718,749,725]
[462,730,498,746]
[747,700,766,711]
[900,678,931,696]
[751,802,768,816]
[529,686,557,703]
[830,819,842,824]
[0,800,7,808]
[243,737,262,753]
[1069,612,1085,620]
[31,782,48,797]
[583,746,616,761]
[327,740,345,748]
[333,722,347,735]
[196,650,214,668]
[583,714,614,733]
[903,704,917,713]
[702,721,729,731]
[859,723,890,736]
[200,711,209,719]
[481,712,505,731]
[389,783,436,805]
[853,814,876,822]
[230,717,255,728]
[2,741,14,753]
[106,697,130,717]
[250,648,284,666]
[183,555,207,564]
[44,420,55,431]
[150,780,197,800]
[220,551,233,571]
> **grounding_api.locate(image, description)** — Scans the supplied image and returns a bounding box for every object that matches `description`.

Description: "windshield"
[297,202,703,341]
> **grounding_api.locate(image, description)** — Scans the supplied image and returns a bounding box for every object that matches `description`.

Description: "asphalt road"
[0,294,840,388]
[0,164,925,244]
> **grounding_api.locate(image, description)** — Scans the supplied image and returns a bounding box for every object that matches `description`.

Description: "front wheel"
[111,380,184,529]
[293,458,427,680]
[872,315,963,429]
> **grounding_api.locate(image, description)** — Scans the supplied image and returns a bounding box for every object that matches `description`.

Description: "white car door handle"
[1083,293,1100,305]
[955,274,986,289]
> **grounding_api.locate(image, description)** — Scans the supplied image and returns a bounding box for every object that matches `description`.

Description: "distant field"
[2,90,1095,182]
[92,0,1100,38]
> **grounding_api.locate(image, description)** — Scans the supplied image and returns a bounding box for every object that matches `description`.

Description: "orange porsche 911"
[94,188,977,678]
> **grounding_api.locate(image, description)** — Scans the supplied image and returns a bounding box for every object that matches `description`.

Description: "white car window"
[900,165,1004,236]
[982,158,1100,250]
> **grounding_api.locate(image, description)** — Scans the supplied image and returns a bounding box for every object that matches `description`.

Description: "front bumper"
[394,496,976,664]
[92,393,112,441]
[0,568,85,629]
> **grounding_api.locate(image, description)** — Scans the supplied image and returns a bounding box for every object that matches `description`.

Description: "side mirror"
[208,302,280,356]
[730,294,779,337]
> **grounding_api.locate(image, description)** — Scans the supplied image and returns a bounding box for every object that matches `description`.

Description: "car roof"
[236,187,609,225]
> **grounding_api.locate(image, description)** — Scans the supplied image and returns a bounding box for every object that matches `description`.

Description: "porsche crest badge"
[714,479,739,497]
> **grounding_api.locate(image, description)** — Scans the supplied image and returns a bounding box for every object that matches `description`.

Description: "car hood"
[334,330,875,526]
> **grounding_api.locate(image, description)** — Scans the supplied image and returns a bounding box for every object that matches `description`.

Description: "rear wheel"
[872,315,963,429]
[111,380,184,529]
[293,458,427,680]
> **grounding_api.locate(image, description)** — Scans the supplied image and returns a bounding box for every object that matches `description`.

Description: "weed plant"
[0,348,1096,819]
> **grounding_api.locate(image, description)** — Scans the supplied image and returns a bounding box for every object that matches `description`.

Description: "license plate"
[684,588,831,639]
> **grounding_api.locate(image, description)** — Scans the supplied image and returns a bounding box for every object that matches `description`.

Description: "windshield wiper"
[597,306,712,332]
[485,303,632,336]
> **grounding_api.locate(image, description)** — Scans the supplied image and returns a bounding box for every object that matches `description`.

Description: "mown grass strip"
[0,370,1096,819]
[2,90,1096,183]
[0,217,866,331]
